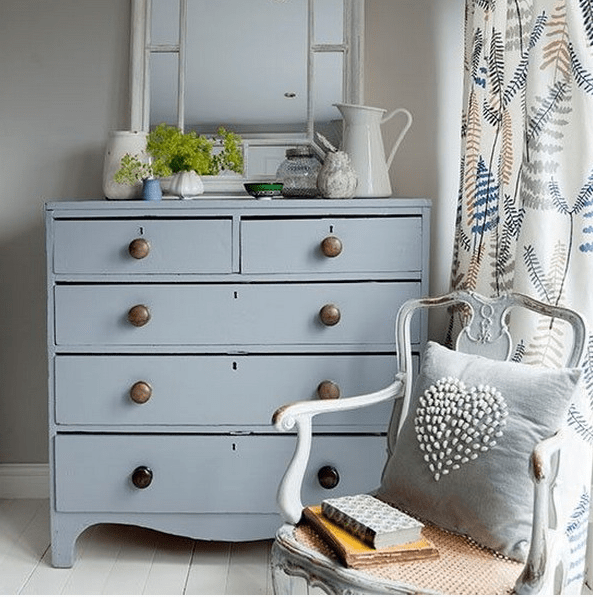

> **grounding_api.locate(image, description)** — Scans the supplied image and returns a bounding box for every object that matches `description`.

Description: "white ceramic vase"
[334,103,412,198]
[169,170,204,199]
[102,130,148,200]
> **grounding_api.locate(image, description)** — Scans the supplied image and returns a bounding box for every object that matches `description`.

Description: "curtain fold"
[451,1,593,590]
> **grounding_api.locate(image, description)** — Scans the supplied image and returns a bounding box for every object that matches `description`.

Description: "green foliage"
[113,153,167,185]
[114,125,244,184]
[212,127,243,174]
[147,124,213,176]
[146,124,243,176]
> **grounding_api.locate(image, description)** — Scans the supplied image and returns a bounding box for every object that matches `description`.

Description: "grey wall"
[0,0,463,464]
[0,0,131,463]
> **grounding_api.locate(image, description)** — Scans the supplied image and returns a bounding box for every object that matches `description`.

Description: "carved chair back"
[393,290,587,443]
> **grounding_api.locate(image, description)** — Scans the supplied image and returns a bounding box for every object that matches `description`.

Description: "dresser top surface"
[46,197,431,215]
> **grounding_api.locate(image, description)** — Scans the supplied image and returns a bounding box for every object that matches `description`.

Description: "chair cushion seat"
[291,521,523,595]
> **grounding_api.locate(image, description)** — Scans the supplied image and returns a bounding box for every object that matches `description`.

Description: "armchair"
[271,291,592,594]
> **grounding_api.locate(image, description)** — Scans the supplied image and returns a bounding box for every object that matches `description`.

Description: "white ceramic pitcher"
[334,103,413,197]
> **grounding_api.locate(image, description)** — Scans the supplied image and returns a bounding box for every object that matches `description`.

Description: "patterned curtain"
[453,0,593,356]
[451,0,593,590]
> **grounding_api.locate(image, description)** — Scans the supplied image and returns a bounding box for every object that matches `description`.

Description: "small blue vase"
[142,178,162,201]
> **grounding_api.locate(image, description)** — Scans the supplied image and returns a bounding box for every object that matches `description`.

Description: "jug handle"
[382,108,413,170]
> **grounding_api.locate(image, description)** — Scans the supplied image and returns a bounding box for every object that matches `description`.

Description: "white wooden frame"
[129,0,364,140]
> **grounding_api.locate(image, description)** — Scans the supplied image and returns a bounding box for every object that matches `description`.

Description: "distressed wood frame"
[128,0,364,136]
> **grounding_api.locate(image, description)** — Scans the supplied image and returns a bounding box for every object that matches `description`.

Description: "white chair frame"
[271,290,589,595]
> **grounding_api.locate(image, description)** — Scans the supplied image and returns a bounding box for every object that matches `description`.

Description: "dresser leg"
[50,520,83,568]
[51,544,75,568]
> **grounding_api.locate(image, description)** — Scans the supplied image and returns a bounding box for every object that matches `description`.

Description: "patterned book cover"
[321,494,424,549]
[302,505,438,567]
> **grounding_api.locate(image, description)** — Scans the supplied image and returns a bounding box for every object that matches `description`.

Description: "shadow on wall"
[365,0,465,343]
[0,218,48,463]
[365,0,440,201]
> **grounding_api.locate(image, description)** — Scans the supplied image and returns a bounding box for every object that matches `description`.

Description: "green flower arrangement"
[147,124,243,176]
[113,153,167,185]
[114,124,244,185]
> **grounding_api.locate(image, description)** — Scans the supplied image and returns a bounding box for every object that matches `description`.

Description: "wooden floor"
[0,499,279,595]
[9,499,590,596]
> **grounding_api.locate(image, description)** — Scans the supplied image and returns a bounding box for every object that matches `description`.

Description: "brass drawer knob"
[128,238,150,259]
[317,380,341,400]
[320,235,342,258]
[131,466,153,489]
[130,381,152,404]
[319,303,341,326]
[127,304,151,327]
[317,465,340,490]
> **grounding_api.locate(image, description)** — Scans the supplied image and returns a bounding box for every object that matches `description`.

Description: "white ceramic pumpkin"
[169,170,204,199]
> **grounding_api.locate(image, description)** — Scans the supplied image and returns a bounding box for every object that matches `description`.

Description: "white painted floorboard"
[0,499,275,595]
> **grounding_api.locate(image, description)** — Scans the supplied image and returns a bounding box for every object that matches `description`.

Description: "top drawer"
[241,216,423,274]
[52,218,233,275]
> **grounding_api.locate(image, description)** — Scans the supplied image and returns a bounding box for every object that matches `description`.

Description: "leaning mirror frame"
[129,0,364,191]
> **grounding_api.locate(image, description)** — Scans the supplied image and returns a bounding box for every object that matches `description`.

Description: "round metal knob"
[131,466,153,489]
[317,380,341,400]
[127,304,151,327]
[128,238,150,259]
[319,303,341,326]
[320,236,342,258]
[317,465,340,490]
[130,381,152,404]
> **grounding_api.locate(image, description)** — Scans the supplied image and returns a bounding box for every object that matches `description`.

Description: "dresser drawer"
[54,434,386,514]
[54,354,398,427]
[54,282,421,347]
[241,216,423,274]
[52,218,233,274]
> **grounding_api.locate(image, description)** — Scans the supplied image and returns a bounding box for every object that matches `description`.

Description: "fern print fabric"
[451,0,593,590]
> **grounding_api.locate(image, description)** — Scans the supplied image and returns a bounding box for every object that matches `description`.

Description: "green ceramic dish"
[244,182,283,198]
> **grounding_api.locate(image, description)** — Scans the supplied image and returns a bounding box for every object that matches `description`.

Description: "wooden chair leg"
[271,542,301,595]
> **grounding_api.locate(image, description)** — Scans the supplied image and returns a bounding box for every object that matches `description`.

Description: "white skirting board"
[0,464,49,499]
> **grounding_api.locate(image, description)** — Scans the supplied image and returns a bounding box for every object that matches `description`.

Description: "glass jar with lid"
[275,146,322,198]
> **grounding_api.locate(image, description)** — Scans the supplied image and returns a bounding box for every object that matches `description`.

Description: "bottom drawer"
[54,434,387,514]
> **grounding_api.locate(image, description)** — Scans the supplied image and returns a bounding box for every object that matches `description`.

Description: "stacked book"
[303,494,438,568]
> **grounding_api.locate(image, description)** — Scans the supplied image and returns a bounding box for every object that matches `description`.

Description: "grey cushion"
[377,341,583,562]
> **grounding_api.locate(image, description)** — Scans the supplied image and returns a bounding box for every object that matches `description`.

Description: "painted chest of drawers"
[45,198,430,567]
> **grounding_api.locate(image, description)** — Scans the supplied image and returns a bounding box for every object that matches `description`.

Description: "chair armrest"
[515,427,568,595]
[273,375,405,524]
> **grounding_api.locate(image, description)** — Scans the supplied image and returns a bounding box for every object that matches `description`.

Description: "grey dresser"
[45,198,430,567]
